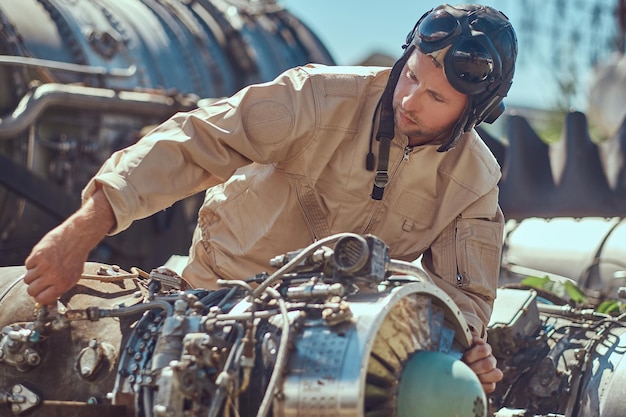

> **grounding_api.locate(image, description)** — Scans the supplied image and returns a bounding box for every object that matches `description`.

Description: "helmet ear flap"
[437,99,472,152]
[436,92,505,153]
[483,101,505,124]
[469,76,512,129]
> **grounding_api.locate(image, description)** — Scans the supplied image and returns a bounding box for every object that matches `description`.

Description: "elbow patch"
[243,100,294,146]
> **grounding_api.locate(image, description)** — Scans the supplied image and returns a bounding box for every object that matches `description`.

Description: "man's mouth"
[398,109,417,125]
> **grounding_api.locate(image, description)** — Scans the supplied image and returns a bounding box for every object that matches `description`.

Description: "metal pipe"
[0,83,197,139]
[0,55,136,78]
[253,232,360,297]
[387,259,434,283]
[255,287,291,417]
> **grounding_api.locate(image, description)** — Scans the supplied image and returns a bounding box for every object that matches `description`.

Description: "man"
[23,4,517,393]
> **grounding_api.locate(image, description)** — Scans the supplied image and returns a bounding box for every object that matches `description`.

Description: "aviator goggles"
[407,5,504,96]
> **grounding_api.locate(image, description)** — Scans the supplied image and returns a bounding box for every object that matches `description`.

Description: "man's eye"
[432,94,445,103]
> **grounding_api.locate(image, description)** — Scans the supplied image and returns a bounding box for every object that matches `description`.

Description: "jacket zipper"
[403,145,413,161]
[454,217,465,287]
[363,144,414,233]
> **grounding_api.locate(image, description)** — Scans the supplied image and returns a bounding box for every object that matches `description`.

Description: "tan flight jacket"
[83,64,504,337]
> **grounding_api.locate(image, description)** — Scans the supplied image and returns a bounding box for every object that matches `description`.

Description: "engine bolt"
[26,352,40,366]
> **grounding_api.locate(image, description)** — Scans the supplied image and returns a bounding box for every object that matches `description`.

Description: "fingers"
[463,335,504,394]
[482,380,497,394]
[29,285,65,307]
[24,261,79,306]
[24,250,53,304]
[23,246,75,305]
[25,274,72,306]
[23,266,62,306]
[463,337,491,363]
[465,351,501,383]
[475,365,503,394]
[23,248,41,282]
[25,277,55,306]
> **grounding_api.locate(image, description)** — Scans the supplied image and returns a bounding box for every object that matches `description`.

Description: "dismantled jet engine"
[488,285,626,417]
[0,234,485,417]
[484,216,626,417]
[0,0,334,268]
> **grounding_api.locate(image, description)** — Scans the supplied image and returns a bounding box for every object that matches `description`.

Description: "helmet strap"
[366,47,412,200]
[371,137,392,200]
[436,99,471,152]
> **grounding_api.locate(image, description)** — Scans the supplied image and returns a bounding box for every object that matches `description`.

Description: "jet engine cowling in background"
[0,0,334,268]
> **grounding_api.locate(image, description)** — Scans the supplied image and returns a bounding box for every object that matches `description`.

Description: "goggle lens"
[417,9,459,43]
[412,6,501,94]
[450,39,494,83]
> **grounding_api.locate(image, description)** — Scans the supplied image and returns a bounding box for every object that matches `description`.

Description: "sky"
[277,0,621,111]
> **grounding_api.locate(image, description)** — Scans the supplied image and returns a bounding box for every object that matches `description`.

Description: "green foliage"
[537,110,567,144]
[520,275,626,315]
[597,300,625,315]
[520,275,587,304]
[518,109,567,145]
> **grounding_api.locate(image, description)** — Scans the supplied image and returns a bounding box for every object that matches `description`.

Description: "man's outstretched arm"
[23,186,115,305]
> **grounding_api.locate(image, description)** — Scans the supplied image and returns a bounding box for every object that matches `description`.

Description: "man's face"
[392,50,468,147]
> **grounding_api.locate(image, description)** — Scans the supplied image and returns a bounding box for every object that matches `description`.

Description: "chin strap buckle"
[372,170,388,201]
[374,170,389,188]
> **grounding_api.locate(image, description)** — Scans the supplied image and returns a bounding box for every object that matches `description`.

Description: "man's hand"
[23,224,90,305]
[23,187,115,305]
[462,334,503,394]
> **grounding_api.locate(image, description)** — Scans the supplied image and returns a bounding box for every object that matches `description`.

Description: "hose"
[255,287,290,417]
[253,232,363,297]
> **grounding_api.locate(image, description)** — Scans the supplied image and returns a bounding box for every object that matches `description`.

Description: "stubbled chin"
[395,112,446,145]
[405,129,447,147]
[408,135,437,146]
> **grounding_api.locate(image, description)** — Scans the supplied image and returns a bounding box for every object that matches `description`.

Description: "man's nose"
[402,87,424,113]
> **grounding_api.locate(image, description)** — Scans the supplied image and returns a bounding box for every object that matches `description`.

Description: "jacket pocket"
[455,217,503,301]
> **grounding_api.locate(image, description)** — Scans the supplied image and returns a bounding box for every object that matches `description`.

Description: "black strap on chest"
[366,50,410,201]
[371,137,391,200]
[368,81,396,201]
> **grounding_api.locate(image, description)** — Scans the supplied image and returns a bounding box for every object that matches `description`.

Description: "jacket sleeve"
[421,187,504,338]
[82,66,318,234]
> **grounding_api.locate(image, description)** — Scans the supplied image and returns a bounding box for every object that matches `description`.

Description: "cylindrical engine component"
[273,281,472,417]
[0,0,333,103]
[0,0,334,268]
